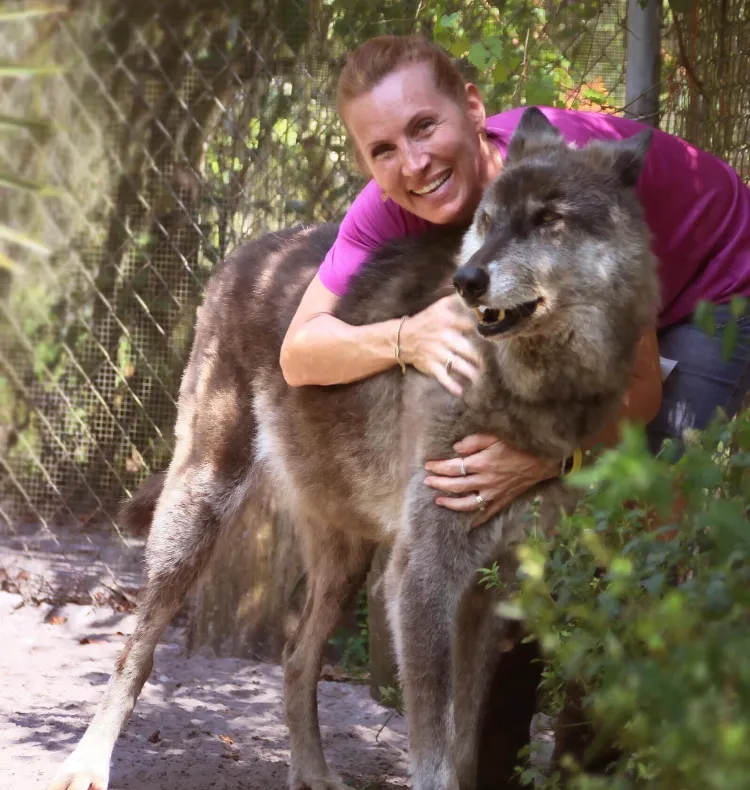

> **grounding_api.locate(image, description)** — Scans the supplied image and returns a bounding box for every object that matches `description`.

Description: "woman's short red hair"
[336,34,467,123]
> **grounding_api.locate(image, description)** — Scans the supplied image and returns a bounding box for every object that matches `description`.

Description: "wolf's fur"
[48,109,658,790]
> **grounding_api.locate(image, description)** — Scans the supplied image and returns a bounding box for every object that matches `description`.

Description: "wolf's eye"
[477,210,492,235]
[535,209,561,226]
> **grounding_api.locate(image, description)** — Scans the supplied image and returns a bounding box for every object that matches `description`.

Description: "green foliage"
[432,0,621,114]
[498,411,750,789]
[695,297,748,362]
[0,6,62,272]
[378,684,404,712]
[329,586,370,675]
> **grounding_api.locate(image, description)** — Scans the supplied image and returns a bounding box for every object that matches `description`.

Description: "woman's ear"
[464,83,487,133]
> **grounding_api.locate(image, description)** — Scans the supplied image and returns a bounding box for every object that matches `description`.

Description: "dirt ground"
[0,520,409,790]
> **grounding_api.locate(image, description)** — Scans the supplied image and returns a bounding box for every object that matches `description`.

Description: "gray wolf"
[47,108,658,790]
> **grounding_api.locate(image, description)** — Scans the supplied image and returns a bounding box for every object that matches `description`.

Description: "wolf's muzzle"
[453,264,489,302]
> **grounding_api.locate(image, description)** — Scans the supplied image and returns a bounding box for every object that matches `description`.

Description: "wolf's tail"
[119,471,166,537]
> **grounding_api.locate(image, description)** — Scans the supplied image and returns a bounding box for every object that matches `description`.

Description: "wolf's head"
[454,107,659,347]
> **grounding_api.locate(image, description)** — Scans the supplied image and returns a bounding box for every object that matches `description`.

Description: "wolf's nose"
[453,265,489,301]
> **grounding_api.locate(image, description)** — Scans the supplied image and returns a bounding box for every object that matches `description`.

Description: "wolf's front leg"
[388,496,478,790]
[394,558,460,789]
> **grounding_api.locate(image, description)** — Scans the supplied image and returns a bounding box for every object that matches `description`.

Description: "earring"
[381,190,388,203]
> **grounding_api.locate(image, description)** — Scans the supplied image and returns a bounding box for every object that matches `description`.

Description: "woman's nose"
[400,142,430,178]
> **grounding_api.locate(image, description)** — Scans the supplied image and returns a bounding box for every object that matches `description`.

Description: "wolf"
[47,108,658,790]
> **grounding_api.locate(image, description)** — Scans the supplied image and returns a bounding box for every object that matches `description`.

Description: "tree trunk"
[186,491,306,661]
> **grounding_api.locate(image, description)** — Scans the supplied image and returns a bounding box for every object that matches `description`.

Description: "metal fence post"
[625,0,662,125]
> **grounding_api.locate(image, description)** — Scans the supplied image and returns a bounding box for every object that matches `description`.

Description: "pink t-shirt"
[318,106,750,328]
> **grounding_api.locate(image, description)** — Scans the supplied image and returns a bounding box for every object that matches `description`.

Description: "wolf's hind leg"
[47,463,246,790]
[284,523,375,790]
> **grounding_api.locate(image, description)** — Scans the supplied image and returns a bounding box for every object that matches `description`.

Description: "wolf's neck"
[483,330,615,405]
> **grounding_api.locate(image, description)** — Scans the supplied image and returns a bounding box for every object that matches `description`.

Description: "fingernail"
[424,477,433,487]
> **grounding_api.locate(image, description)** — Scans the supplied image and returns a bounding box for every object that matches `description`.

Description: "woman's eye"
[371,145,390,159]
[417,118,435,132]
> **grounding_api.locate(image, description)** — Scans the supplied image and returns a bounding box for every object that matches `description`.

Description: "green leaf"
[448,36,470,59]
[0,248,20,272]
[437,13,460,30]
[0,114,52,136]
[0,6,67,21]
[0,171,46,192]
[0,64,63,78]
[467,42,491,71]
[0,224,51,255]
[730,295,747,319]
[643,572,665,597]
[526,74,558,107]
[495,601,525,620]
[721,318,739,362]
[484,36,504,63]
[694,300,716,336]
[492,61,509,84]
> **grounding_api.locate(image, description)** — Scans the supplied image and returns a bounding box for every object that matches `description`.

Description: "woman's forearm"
[583,330,663,450]
[280,313,404,386]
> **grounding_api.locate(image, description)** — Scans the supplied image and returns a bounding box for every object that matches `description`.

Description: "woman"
[280,34,750,526]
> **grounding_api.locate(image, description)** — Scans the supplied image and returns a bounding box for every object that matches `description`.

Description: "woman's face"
[343,63,492,226]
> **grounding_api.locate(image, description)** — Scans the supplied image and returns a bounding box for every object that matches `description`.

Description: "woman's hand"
[424,434,559,528]
[400,295,481,396]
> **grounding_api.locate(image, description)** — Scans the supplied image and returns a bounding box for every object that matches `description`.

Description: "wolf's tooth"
[498,308,505,321]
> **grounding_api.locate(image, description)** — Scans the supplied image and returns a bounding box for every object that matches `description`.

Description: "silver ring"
[476,494,487,512]
[460,457,467,476]
[445,355,453,374]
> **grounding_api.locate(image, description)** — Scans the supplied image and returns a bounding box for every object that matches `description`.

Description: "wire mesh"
[661,0,750,182]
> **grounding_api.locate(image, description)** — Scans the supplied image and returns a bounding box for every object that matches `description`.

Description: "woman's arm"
[583,329,663,448]
[279,273,404,387]
[280,273,482,395]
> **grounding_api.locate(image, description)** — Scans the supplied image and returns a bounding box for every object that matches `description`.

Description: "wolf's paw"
[47,771,107,790]
[47,751,109,790]
[290,772,351,790]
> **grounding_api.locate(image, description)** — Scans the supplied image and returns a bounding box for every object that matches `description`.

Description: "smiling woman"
[339,60,501,226]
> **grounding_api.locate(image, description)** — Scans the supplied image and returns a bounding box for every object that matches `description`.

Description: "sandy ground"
[0,521,409,790]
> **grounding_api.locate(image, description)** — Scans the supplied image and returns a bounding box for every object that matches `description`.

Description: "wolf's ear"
[611,129,652,187]
[506,107,564,163]
[587,130,652,188]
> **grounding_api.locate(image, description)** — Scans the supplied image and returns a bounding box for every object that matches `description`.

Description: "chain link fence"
[661,0,750,181]
[0,0,748,603]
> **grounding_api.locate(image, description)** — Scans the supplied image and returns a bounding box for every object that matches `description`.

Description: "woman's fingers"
[442,352,478,385]
[446,332,482,368]
[424,454,468,477]
[432,362,464,397]
[452,433,501,455]
[434,493,483,512]
[424,472,488,495]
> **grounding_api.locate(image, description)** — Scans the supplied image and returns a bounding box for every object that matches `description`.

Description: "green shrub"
[502,409,750,789]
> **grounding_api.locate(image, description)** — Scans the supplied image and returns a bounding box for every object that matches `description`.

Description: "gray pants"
[648,303,750,455]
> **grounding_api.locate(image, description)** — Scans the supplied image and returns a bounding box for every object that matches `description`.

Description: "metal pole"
[625,0,662,126]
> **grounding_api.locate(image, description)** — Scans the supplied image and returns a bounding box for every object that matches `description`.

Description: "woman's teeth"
[412,171,451,196]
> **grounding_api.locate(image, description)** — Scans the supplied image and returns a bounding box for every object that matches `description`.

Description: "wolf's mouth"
[473,299,543,337]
